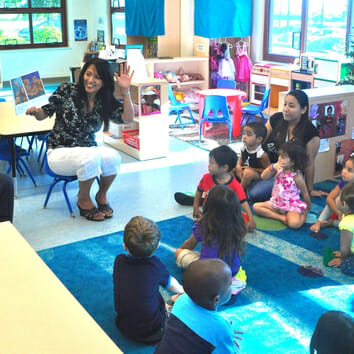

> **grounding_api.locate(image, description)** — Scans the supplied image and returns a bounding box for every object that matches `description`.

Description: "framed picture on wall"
[74,19,88,41]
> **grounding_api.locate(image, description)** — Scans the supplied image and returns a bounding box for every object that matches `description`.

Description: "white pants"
[47,146,121,181]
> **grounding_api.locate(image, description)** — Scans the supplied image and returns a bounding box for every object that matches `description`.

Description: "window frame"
[110,1,126,49]
[263,0,352,63]
[0,0,68,50]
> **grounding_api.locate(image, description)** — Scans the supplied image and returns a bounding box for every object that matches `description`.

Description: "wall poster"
[334,139,354,175]
[74,19,87,41]
[310,100,347,139]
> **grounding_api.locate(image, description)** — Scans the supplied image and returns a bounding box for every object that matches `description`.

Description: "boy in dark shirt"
[233,121,270,191]
[113,216,183,343]
[155,259,241,353]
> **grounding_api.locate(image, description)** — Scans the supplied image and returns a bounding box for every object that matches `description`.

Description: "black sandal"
[77,203,105,221]
[95,198,114,218]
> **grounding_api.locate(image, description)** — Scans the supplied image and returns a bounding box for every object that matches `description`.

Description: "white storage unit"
[104,79,169,161]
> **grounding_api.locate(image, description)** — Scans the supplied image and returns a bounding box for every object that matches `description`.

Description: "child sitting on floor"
[233,121,270,191]
[327,182,354,276]
[175,185,247,303]
[175,145,256,231]
[155,259,242,353]
[253,141,311,229]
[310,310,354,354]
[310,155,354,233]
[113,216,184,344]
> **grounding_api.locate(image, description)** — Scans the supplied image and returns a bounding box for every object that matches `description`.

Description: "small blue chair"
[42,134,99,217]
[199,95,232,143]
[168,84,195,129]
[217,79,236,89]
[0,139,37,186]
[241,88,270,126]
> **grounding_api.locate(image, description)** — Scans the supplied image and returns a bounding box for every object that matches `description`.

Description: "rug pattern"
[38,179,354,354]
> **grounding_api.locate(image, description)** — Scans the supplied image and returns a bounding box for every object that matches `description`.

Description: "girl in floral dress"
[253,141,311,229]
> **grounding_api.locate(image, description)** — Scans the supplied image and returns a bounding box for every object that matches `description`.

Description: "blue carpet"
[38,180,354,354]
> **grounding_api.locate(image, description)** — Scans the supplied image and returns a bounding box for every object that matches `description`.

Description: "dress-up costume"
[268,170,307,213]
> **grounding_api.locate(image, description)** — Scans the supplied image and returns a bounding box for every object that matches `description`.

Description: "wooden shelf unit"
[104,79,169,161]
[145,57,209,91]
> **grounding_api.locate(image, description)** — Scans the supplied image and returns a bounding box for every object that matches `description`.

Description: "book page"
[10,71,49,115]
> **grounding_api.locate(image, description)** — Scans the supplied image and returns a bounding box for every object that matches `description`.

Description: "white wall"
[251,0,265,63]
[0,0,109,82]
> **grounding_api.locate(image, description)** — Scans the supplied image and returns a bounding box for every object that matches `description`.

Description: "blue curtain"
[125,0,165,37]
[194,0,252,38]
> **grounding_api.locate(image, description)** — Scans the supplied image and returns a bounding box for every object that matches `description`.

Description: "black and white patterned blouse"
[42,82,124,149]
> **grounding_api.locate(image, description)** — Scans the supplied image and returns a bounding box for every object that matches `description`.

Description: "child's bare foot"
[310,220,332,233]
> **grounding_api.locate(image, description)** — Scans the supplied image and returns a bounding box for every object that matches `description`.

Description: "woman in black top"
[247,90,328,202]
[26,58,134,221]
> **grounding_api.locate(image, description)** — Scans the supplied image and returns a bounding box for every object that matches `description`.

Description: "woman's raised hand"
[114,64,134,91]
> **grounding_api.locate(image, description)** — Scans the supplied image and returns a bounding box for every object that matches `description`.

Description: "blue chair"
[0,139,37,186]
[199,95,232,143]
[241,88,270,126]
[42,134,99,217]
[217,79,236,89]
[168,84,195,129]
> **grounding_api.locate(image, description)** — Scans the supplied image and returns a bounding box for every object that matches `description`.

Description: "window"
[264,0,352,62]
[110,0,126,48]
[0,0,67,49]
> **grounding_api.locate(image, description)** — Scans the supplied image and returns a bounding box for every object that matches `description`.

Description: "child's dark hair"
[279,141,307,172]
[340,182,354,214]
[197,185,247,266]
[123,216,161,258]
[245,121,267,142]
[310,311,354,354]
[209,145,238,172]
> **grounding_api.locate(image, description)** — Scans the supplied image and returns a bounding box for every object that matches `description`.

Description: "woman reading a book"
[26,58,134,221]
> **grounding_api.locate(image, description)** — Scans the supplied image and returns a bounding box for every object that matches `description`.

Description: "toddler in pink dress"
[253,142,311,229]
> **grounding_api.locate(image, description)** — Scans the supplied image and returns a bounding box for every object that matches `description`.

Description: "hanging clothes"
[217,43,235,81]
[234,42,252,83]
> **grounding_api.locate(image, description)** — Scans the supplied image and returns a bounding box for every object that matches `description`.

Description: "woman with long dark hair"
[26,58,134,221]
[248,89,327,203]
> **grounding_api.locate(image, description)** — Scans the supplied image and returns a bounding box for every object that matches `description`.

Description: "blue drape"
[125,0,165,37]
[194,0,252,38]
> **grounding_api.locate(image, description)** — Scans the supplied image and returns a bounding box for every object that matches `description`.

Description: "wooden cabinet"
[104,79,169,160]
[291,71,314,90]
[268,66,292,114]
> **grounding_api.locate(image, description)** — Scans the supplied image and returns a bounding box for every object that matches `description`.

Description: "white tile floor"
[8,135,210,251]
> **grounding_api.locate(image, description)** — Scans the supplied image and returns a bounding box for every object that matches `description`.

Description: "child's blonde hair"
[123,216,161,258]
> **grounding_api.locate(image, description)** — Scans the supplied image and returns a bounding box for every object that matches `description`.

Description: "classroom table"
[0,221,123,354]
[0,101,54,185]
[199,88,246,138]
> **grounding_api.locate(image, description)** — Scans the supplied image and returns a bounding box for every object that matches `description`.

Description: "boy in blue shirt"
[155,259,241,353]
[113,216,184,343]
